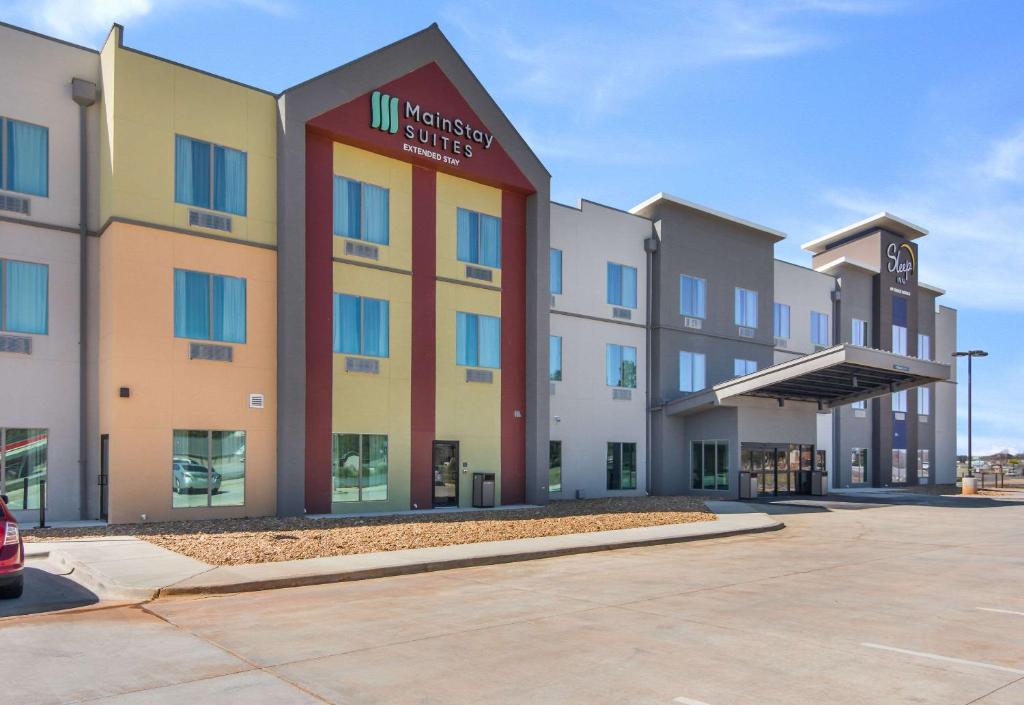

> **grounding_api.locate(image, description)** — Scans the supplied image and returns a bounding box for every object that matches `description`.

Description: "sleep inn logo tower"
[370,89,494,163]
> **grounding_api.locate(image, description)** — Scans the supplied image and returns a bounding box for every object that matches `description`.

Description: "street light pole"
[953,349,988,479]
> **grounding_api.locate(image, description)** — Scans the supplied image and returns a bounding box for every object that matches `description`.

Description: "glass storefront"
[741,442,817,496]
[1,428,48,510]
[172,429,246,508]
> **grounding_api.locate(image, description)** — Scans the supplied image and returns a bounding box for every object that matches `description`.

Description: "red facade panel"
[500,190,527,504]
[410,167,438,509]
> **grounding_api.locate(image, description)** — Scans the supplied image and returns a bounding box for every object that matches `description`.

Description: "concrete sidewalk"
[31,501,781,600]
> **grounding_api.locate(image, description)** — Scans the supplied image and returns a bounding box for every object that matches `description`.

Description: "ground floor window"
[891,448,907,483]
[918,449,930,481]
[172,430,245,508]
[851,448,867,484]
[693,440,729,491]
[549,441,562,494]
[333,433,388,502]
[0,428,47,510]
[607,442,637,490]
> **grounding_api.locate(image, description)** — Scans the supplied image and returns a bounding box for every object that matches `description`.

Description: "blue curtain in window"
[479,315,500,368]
[550,249,562,294]
[4,261,48,334]
[212,275,246,343]
[745,291,758,327]
[174,270,211,339]
[333,177,362,238]
[175,136,210,208]
[456,312,477,366]
[334,294,361,354]
[213,146,247,216]
[362,298,389,357]
[456,209,477,263]
[621,266,637,308]
[549,335,561,380]
[7,120,48,196]
[607,264,621,305]
[606,344,622,386]
[479,214,501,268]
[362,184,389,244]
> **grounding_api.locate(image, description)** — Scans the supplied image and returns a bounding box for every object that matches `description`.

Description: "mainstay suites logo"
[370,90,495,166]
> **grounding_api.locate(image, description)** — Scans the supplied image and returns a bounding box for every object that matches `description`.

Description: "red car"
[0,495,24,599]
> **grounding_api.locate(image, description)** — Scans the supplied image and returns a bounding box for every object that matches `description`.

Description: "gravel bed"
[24,496,716,565]
[895,483,1022,497]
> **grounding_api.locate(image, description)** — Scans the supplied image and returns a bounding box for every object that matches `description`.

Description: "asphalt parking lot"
[4,494,1024,705]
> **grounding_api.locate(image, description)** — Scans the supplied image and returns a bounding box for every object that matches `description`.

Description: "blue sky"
[6,0,1022,455]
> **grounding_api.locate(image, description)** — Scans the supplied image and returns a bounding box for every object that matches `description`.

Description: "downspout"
[644,223,660,495]
[72,79,98,519]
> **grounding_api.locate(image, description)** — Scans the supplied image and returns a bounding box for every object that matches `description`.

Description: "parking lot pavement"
[0,559,101,619]
[5,497,1024,705]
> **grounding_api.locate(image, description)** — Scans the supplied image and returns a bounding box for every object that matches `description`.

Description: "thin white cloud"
[978,125,1024,182]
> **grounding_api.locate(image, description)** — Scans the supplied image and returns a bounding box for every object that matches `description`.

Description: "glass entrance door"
[743,442,817,497]
[432,441,459,507]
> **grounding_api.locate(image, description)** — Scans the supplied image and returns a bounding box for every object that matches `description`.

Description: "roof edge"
[629,192,786,241]
[802,211,928,253]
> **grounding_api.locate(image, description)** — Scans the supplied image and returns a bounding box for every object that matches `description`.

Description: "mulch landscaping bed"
[23,496,716,566]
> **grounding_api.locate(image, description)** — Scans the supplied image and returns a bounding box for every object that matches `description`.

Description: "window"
[811,311,830,346]
[917,333,931,360]
[606,344,637,388]
[456,312,500,368]
[3,118,49,196]
[892,297,908,355]
[607,263,637,308]
[892,390,908,413]
[172,430,245,508]
[333,176,389,244]
[173,269,246,343]
[679,351,706,392]
[332,433,388,502]
[734,358,757,377]
[852,399,867,410]
[680,275,706,318]
[735,288,758,328]
[333,294,389,357]
[851,448,867,484]
[1,259,48,334]
[918,386,930,415]
[0,428,47,510]
[852,318,869,347]
[549,441,562,494]
[918,449,930,481]
[550,249,562,294]
[773,303,790,339]
[457,208,501,268]
[692,440,729,491]
[175,135,247,215]
[891,449,907,483]
[549,335,562,381]
[607,442,637,490]
[892,325,908,355]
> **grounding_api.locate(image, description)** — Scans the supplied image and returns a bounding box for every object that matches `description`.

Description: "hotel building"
[0,21,956,523]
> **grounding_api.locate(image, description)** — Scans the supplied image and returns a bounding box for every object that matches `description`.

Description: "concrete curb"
[43,548,162,602]
[158,515,783,597]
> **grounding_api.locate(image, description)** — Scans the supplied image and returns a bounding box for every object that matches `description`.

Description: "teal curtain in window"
[362,183,389,244]
[456,208,477,263]
[478,315,500,368]
[212,275,246,343]
[607,264,621,305]
[334,293,361,354]
[333,177,362,238]
[7,120,48,196]
[213,146,247,216]
[550,249,562,294]
[479,214,501,268]
[606,344,622,386]
[362,298,389,357]
[621,265,637,308]
[175,136,211,208]
[456,312,477,366]
[174,270,211,339]
[4,261,48,334]
[549,335,562,381]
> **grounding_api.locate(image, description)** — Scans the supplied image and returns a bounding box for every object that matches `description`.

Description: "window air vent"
[189,342,233,362]
[248,393,265,409]
[188,209,232,232]
[854,409,867,419]
[0,334,31,355]
[466,369,494,383]
[612,389,632,400]
[612,307,632,320]
[345,357,380,374]
[738,326,755,338]
[345,240,379,260]
[465,265,493,282]
[775,337,788,348]
[550,382,556,396]
[683,317,702,330]
[0,193,30,215]
[894,412,906,421]
[919,415,929,424]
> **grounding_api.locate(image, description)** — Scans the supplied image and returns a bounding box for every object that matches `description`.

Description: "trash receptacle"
[472,472,496,508]
[811,471,828,496]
